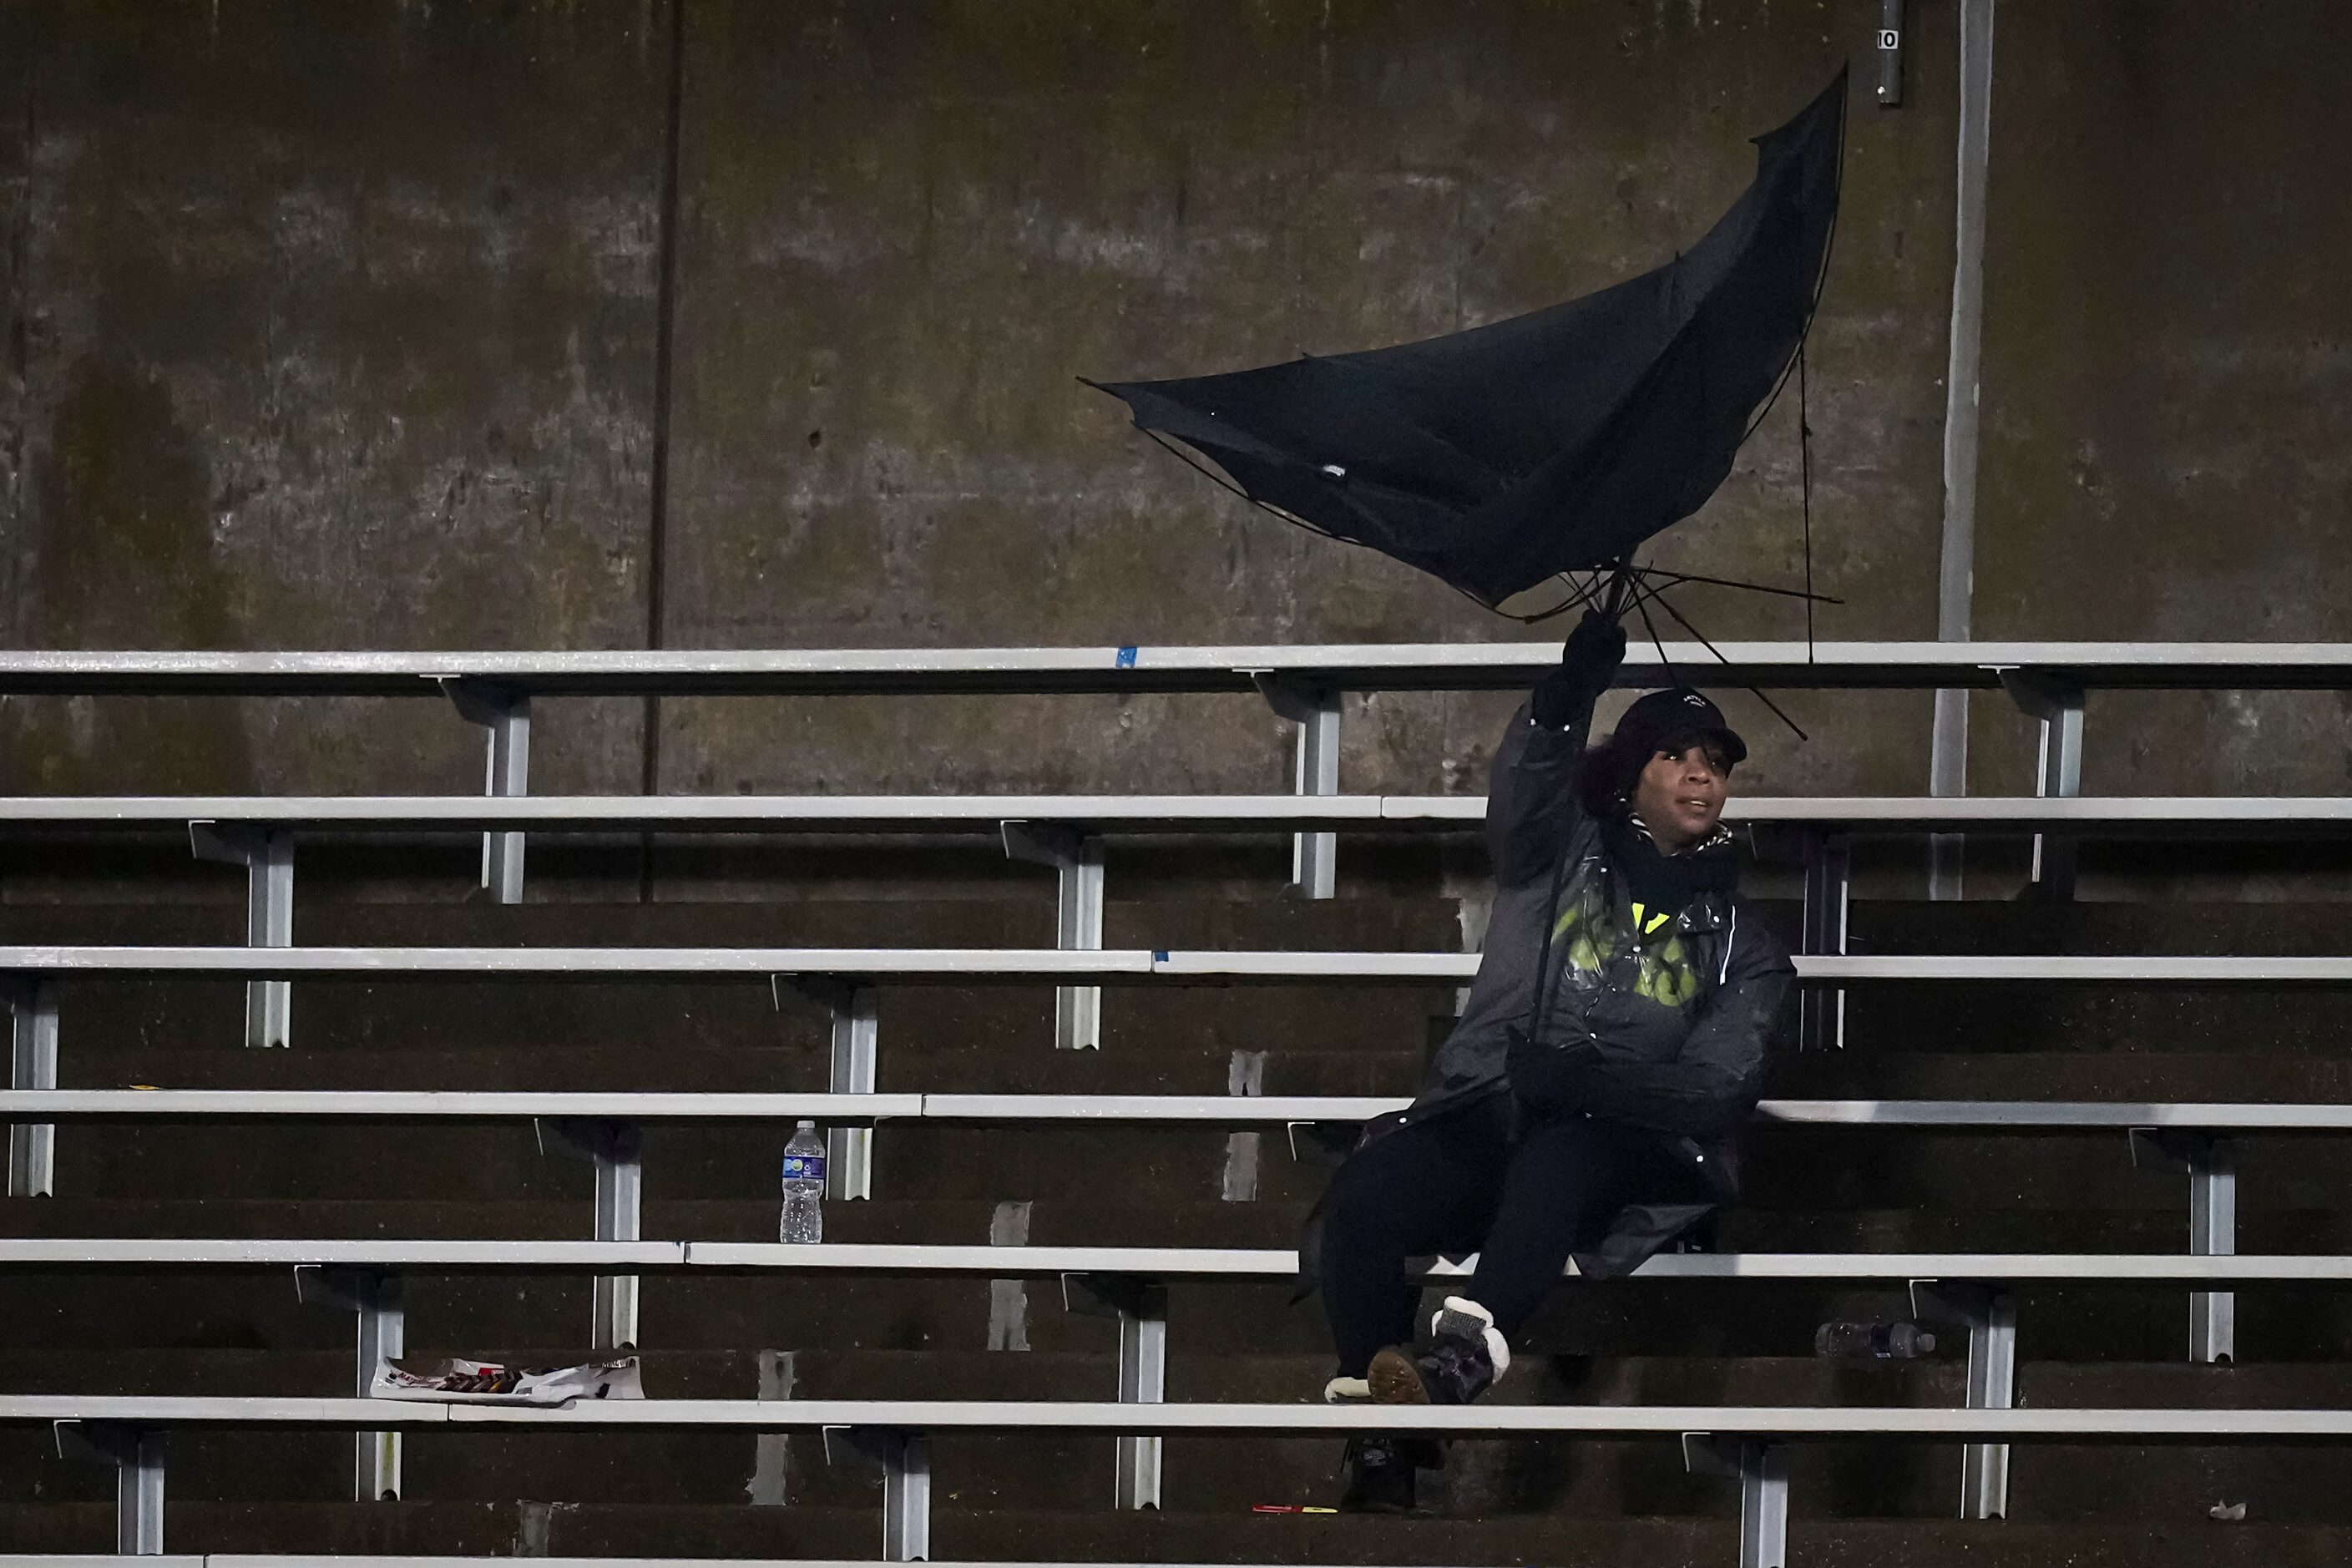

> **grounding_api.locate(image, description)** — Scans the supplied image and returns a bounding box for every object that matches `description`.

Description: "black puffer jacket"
[1327,650,1793,1281]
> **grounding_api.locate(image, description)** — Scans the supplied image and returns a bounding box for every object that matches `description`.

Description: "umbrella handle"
[1598,561,1636,622]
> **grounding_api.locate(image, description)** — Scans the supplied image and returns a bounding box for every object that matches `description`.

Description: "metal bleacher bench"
[5,638,2347,909]
[5,943,2344,1221]
[9,645,2350,1561]
[0,1085,2287,1343]
[3,1086,2334,1519]
[13,1392,2352,1566]
[0,1021,2319,1358]
[7,641,2342,1047]
[8,790,2343,1050]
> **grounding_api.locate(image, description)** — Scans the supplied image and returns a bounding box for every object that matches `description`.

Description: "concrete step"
[7,1191,2316,1248]
[18,893,2352,956]
[33,1120,1295,1206]
[0,1499,564,1557]
[21,976,1443,1063]
[12,1495,2352,1564]
[28,1103,2352,1211]
[9,1430,2352,1534]
[0,896,1464,1067]
[46,1039,1434,1096]
[53,1035,2352,1100]
[0,893,1471,951]
[46,1037,2352,1111]
[1768,1050,2352,1102]
[0,1260,2269,1366]
[1858,900,2352,959]
[11,1195,2352,1365]
[16,896,2352,1069]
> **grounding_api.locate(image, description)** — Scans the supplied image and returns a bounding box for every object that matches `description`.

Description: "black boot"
[1338,1434,1419,1514]
[1367,1295,1509,1406]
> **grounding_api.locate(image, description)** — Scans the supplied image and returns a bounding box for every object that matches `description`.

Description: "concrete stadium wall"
[0,0,2345,810]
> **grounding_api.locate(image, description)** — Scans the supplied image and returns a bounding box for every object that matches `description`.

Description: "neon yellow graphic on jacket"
[1553,888,1704,1008]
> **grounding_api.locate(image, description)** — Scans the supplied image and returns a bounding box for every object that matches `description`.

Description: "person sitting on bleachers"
[1305,609,1794,1513]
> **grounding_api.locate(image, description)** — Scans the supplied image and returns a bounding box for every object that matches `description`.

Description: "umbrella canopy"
[1089,69,1847,613]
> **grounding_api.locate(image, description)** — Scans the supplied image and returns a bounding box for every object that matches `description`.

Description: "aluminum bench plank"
[0,946,1155,979]
[918,1093,1405,1123]
[0,1090,921,1121]
[9,1092,2352,1130]
[4,1560,1469,1568]
[3,946,2349,984]
[7,793,2352,835]
[677,1245,2352,1286]
[1806,954,2352,983]
[7,641,2352,696]
[0,795,1393,833]
[1151,952,2352,984]
[0,1239,685,1268]
[4,1240,2345,1287]
[13,1560,1569,1568]
[10,1394,2352,1439]
[1758,1099,2352,1129]
[920,1094,2352,1130]
[0,1396,448,1429]
[434,1401,2352,1440]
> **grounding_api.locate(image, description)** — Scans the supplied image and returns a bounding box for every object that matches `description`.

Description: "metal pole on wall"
[1928,0,1995,900]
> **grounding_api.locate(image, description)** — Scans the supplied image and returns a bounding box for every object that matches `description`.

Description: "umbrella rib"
[1644,580,1810,742]
[1627,570,1682,689]
[1635,569,1841,605]
[1799,343,1817,659]
[1737,88,1849,449]
[1136,429,1363,553]
[1141,428,1262,510]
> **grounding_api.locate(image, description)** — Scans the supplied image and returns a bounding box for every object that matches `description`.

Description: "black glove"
[1505,1025,1579,1118]
[1532,610,1626,730]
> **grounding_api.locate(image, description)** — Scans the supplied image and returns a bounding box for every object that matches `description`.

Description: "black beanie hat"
[1601,688,1747,797]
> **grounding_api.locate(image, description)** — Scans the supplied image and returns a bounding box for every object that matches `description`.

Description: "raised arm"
[1486,611,1626,888]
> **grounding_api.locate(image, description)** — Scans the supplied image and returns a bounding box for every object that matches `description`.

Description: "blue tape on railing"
[1153,949,1170,963]
[1115,645,1137,669]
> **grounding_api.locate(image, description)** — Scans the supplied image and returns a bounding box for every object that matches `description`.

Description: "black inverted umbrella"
[1088,69,1847,616]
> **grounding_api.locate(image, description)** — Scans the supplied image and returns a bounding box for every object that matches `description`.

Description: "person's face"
[1632,742,1732,850]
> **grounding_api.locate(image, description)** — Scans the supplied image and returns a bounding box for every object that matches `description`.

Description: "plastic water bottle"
[1813,1320,1935,1359]
[779,1121,827,1243]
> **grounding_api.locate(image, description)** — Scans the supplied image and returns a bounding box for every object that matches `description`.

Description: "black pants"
[1317,1100,1707,1377]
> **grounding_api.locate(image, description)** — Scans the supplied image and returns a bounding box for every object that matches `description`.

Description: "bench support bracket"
[1798,832,1850,1050]
[1064,1271,1167,1510]
[295,1263,405,1500]
[56,1419,164,1555]
[537,1117,643,1348]
[775,978,880,1199]
[1252,675,1339,899]
[1684,1433,1787,1568]
[189,822,293,1048]
[1999,670,2085,898]
[1002,823,1104,1050]
[6,977,57,1196]
[443,678,531,904]
[824,1426,930,1561]
[2132,1127,2235,1363]
[1913,1278,2016,1519]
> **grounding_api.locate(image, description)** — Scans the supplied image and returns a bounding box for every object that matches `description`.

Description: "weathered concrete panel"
[0,1,665,794]
[0,0,2341,812]
[658,0,1953,802]
[1969,0,2352,797]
